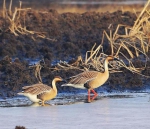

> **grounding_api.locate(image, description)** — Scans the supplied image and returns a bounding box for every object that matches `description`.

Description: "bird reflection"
[29,102,51,107]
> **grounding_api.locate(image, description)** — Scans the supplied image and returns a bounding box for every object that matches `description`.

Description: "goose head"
[106,55,120,61]
[53,76,66,82]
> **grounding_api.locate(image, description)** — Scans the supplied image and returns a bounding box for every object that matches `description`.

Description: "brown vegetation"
[0,0,150,97]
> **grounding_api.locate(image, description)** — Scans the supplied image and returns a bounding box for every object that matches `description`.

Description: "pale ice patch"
[0,92,150,129]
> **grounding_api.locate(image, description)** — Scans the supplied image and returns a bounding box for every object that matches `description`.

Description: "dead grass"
[1,0,150,79]
[54,0,150,78]
[1,0,47,39]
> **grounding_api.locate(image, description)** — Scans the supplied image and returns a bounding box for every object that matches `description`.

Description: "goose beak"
[114,57,120,61]
[61,79,67,83]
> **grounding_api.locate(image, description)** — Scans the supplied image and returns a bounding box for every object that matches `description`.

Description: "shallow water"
[0,0,146,8]
[59,1,146,5]
[0,93,150,129]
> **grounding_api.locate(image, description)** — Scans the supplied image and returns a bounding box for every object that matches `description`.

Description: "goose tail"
[17,92,24,95]
[61,83,85,89]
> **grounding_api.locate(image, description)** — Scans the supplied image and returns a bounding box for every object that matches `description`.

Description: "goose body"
[18,76,63,105]
[62,56,117,101]
[64,70,109,90]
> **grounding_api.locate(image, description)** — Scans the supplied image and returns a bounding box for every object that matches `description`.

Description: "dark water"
[0,0,146,9]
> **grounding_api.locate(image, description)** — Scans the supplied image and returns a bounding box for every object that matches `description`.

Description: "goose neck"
[52,79,57,91]
[103,59,109,72]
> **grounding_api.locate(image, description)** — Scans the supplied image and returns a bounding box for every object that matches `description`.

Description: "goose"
[18,76,64,105]
[61,55,118,102]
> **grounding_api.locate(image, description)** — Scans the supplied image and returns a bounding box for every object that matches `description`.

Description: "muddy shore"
[0,1,150,97]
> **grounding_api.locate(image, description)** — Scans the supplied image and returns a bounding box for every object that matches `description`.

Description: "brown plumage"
[62,55,118,101]
[18,76,63,105]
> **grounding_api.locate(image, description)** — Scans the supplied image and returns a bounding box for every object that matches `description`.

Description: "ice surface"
[0,93,150,129]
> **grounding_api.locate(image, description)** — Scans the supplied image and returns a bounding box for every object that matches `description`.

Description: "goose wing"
[22,83,51,95]
[68,71,99,84]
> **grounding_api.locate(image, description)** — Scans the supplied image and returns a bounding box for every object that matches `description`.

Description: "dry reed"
[55,0,150,78]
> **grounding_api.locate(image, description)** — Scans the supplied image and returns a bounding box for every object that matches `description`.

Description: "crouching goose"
[61,55,118,102]
[18,76,63,106]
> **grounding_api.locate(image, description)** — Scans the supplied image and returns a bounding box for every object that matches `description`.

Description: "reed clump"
[55,0,150,78]
[2,0,46,38]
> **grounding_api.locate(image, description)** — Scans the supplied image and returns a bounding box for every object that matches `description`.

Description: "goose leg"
[87,89,98,102]
[91,89,98,96]
[91,94,98,101]
[88,89,91,102]
[41,101,45,106]
[88,89,91,96]
[88,89,98,102]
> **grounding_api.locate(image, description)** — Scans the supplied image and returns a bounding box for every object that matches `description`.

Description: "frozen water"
[59,1,146,5]
[0,93,150,129]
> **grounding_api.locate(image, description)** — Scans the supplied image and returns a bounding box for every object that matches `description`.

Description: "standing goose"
[18,76,63,105]
[61,55,118,101]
